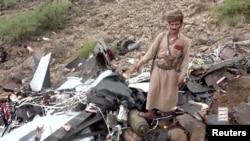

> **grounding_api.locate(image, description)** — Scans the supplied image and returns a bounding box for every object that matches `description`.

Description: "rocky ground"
[0,0,250,112]
[211,77,250,113]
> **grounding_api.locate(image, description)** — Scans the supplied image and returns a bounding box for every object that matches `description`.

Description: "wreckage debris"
[30,53,52,92]
[128,109,149,137]
[118,39,141,55]
[176,114,206,141]
[1,39,250,141]
[94,37,115,69]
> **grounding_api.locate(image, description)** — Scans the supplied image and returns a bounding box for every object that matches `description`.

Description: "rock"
[89,11,98,16]
[22,51,45,70]
[87,18,104,27]
[11,73,25,84]
[0,40,4,46]
[234,102,250,125]
[193,0,216,14]
[170,128,188,141]
[198,45,209,52]
[215,0,225,4]
[192,34,209,46]
[176,114,206,141]
[234,32,250,41]
[122,128,143,141]
[3,64,12,70]
[190,124,206,141]
[98,32,113,43]
[64,29,74,35]
[51,41,69,61]
[127,35,136,41]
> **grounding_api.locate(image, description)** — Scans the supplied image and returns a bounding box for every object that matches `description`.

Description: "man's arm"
[138,32,164,65]
[179,39,190,80]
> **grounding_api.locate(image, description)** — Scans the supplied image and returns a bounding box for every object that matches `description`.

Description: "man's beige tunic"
[139,30,190,112]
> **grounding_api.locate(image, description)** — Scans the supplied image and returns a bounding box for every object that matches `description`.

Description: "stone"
[170,128,188,141]
[87,18,104,27]
[176,114,206,141]
[98,32,113,43]
[192,34,209,46]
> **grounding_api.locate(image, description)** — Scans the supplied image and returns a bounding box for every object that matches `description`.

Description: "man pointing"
[134,9,191,119]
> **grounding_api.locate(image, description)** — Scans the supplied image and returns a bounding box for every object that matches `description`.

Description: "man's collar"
[167,31,180,43]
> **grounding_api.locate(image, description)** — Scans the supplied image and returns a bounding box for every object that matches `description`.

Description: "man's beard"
[170,29,179,34]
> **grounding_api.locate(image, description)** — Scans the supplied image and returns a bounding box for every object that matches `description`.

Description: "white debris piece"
[128,82,149,92]
[127,72,150,84]
[127,58,135,64]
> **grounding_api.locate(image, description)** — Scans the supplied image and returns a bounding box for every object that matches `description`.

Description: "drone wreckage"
[0,37,250,141]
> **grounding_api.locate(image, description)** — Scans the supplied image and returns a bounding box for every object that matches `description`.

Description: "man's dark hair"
[163,9,184,23]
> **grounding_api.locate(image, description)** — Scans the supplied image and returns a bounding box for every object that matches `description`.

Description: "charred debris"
[0,38,250,141]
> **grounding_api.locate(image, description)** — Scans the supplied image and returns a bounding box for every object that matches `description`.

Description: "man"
[0,47,8,63]
[133,9,191,119]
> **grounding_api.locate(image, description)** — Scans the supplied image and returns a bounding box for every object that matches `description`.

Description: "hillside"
[0,0,250,88]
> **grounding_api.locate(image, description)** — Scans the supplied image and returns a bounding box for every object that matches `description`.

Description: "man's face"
[168,20,182,35]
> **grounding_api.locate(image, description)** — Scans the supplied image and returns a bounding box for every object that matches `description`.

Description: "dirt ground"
[210,76,250,114]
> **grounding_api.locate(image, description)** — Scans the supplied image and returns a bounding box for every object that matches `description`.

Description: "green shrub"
[38,0,73,30]
[111,40,120,56]
[0,0,73,43]
[212,0,250,26]
[0,0,16,9]
[78,39,97,59]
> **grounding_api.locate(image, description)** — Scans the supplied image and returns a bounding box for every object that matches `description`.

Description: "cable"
[14,83,93,116]
[92,105,111,136]
[148,120,158,133]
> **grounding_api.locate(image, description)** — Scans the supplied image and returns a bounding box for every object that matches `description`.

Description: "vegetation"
[212,0,250,26]
[0,0,16,9]
[111,40,121,56]
[0,0,73,43]
[78,39,97,59]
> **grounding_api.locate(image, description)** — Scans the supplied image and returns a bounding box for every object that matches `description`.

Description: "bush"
[78,39,97,59]
[0,0,73,43]
[111,40,121,56]
[212,0,250,26]
[0,0,16,9]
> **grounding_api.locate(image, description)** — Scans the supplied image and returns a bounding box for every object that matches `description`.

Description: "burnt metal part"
[74,130,106,139]
[177,104,201,118]
[177,93,188,105]
[204,68,227,86]
[64,57,85,71]
[59,114,103,141]
[94,37,112,68]
[222,71,234,81]
[186,80,214,94]
[194,93,213,99]
[64,56,97,72]
[205,114,229,125]
[1,81,19,92]
[202,56,244,75]
[43,111,92,141]
[176,114,206,141]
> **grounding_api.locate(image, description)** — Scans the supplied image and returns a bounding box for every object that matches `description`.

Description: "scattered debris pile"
[0,38,250,141]
[184,41,250,124]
